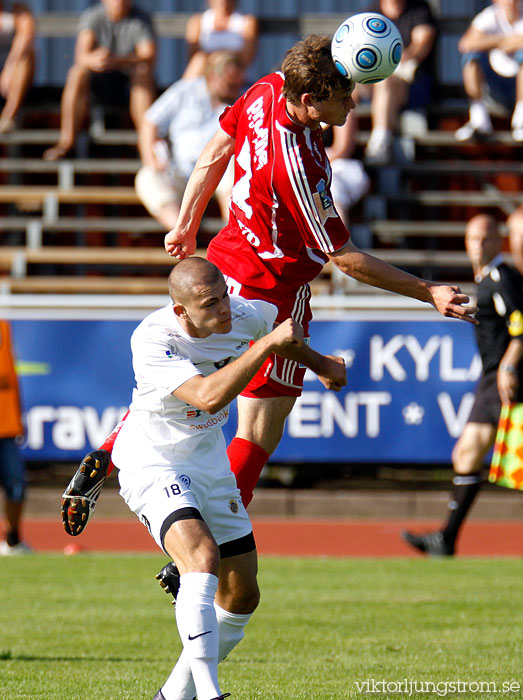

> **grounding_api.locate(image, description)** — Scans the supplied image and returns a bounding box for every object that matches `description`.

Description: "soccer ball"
[331,12,403,84]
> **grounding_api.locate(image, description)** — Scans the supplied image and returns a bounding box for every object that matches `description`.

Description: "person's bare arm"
[329,241,477,322]
[164,128,235,258]
[394,24,436,82]
[172,318,303,413]
[239,14,258,67]
[403,24,436,63]
[110,38,156,70]
[74,28,110,72]
[274,341,346,391]
[138,118,164,169]
[498,338,523,404]
[185,13,202,59]
[325,114,358,161]
[498,33,523,53]
[458,26,519,54]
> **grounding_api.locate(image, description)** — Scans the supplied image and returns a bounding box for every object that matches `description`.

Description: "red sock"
[227,437,270,508]
[98,410,129,476]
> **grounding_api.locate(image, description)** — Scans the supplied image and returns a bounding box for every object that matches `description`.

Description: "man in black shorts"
[403,214,523,556]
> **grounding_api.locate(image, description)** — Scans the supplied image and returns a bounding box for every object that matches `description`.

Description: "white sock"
[470,100,491,129]
[511,100,523,129]
[173,572,220,700]
[215,603,252,661]
[161,653,196,700]
[161,603,252,700]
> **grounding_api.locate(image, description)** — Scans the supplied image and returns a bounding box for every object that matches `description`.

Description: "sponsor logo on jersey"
[312,179,337,225]
[179,474,191,488]
[509,309,523,336]
[229,499,239,514]
[214,357,232,369]
[246,96,269,169]
[165,343,180,359]
[189,408,229,430]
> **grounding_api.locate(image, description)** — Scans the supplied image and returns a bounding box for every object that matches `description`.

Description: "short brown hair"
[281,35,354,104]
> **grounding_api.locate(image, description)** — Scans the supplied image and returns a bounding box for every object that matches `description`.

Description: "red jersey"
[207,72,350,299]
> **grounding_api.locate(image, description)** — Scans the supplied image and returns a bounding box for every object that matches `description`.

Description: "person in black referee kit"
[403,214,523,556]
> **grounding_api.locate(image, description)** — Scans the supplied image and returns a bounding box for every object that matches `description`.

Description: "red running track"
[23,518,523,557]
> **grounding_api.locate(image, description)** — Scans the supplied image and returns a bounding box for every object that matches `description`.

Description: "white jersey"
[113,296,277,473]
[472,4,523,77]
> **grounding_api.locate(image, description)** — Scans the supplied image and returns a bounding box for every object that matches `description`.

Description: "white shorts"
[135,159,235,216]
[116,428,252,553]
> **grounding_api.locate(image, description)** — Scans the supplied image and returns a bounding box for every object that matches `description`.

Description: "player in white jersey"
[62,34,476,545]
[112,257,345,700]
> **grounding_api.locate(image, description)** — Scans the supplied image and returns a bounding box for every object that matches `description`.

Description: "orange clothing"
[0,320,23,438]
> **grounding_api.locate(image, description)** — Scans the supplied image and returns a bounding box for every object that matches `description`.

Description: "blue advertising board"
[11,317,479,463]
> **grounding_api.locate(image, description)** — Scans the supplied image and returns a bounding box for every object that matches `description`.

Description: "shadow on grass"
[0,651,160,663]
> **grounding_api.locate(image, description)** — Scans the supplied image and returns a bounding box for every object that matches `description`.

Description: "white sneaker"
[0,540,33,555]
[455,120,493,142]
[511,101,523,138]
[511,104,523,142]
[364,132,392,165]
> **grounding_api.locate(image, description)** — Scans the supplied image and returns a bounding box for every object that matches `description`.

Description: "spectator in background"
[508,205,523,274]
[0,1,35,134]
[324,114,370,229]
[455,0,523,142]
[363,0,438,165]
[135,51,244,233]
[183,0,258,80]
[43,0,156,162]
[403,215,523,557]
[0,320,31,555]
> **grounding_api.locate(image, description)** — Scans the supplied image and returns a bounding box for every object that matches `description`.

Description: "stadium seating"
[0,3,521,296]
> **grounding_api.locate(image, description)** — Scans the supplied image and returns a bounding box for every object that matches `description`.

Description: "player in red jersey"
[62,35,475,540]
[164,34,476,506]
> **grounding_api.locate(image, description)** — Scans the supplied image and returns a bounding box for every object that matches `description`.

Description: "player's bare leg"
[227,394,296,506]
[43,64,91,161]
[365,74,408,164]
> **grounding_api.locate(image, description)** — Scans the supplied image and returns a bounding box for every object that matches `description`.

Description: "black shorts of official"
[468,369,523,426]
[160,507,256,559]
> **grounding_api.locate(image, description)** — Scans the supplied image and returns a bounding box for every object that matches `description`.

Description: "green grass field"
[1,554,522,700]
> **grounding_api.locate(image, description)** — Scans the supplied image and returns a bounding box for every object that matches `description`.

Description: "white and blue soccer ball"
[331,12,403,84]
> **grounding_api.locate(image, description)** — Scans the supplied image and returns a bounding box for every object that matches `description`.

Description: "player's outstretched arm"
[164,129,235,260]
[329,241,477,323]
[274,341,347,391]
[172,318,304,413]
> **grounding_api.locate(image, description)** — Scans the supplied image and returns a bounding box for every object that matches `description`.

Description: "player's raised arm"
[329,240,477,323]
[172,318,304,413]
[164,128,235,260]
[272,332,347,391]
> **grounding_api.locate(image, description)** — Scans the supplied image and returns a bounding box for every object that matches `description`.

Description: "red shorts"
[223,275,312,399]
